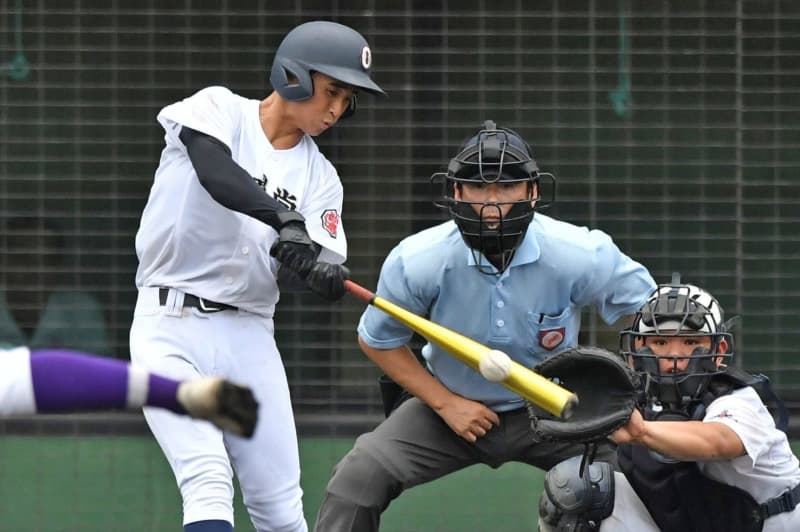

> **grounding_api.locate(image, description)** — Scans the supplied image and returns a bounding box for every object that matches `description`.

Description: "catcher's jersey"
[358,214,656,411]
[699,387,800,510]
[135,86,347,316]
[0,346,35,416]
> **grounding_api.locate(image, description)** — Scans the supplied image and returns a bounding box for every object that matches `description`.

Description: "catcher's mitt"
[529,345,640,444]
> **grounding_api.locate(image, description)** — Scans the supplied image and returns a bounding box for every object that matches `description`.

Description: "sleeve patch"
[321,209,340,238]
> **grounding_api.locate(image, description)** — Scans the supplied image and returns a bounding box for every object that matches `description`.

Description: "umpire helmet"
[432,120,554,273]
[269,21,386,119]
[619,274,733,407]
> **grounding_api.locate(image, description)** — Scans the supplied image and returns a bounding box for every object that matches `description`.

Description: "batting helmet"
[269,20,386,119]
[432,120,554,273]
[619,274,733,407]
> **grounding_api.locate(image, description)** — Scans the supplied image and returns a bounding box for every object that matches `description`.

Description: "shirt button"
[497,301,505,308]
[242,246,249,255]
[496,319,505,327]
[225,276,233,284]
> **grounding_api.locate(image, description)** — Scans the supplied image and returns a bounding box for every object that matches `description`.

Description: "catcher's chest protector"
[618,440,763,532]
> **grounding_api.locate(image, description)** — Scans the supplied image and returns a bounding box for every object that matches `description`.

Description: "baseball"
[478,349,512,382]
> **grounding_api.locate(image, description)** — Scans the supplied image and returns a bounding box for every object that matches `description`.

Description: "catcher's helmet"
[269,20,386,119]
[620,274,733,406]
[432,120,554,273]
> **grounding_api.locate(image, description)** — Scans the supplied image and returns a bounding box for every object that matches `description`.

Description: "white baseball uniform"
[131,86,346,531]
[601,387,800,532]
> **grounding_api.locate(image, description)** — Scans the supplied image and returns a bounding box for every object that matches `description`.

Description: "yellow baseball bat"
[344,280,577,419]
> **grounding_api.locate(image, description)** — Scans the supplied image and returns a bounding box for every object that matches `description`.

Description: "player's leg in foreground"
[0,346,258,437]
[131,306,305,532]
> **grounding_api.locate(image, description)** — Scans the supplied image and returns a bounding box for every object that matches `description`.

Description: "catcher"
[536,277,800,532]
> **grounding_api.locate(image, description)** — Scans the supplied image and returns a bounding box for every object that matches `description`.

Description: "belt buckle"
[197,297,222,313]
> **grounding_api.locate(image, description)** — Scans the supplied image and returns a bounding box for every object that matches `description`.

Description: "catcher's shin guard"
[538,455,615,532]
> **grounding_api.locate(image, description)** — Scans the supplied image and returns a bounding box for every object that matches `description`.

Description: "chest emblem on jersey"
[538,328,565,351]
[321,209,340,238]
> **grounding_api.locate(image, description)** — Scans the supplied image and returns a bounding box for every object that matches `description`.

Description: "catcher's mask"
[619,274,734,408]
[431,120,555,274]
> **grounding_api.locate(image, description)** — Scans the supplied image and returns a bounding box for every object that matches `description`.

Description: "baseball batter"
[130,21,384,532]
[538,280,800,532]
[313,121,656,532]
[0,345,258,436]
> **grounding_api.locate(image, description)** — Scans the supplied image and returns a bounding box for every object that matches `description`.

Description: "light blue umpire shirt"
[357,213,656,412]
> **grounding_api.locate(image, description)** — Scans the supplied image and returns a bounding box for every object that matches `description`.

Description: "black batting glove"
[271,239,349,301]
[305,262,350,301]
[269,211,348,301]
[270,210,317,264]
[271,243,314,279]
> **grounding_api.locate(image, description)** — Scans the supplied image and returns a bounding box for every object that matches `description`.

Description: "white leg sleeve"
[126,364,151,409]
[0,346,36,415]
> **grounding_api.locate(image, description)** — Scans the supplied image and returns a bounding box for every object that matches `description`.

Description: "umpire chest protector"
[618,372,767,532]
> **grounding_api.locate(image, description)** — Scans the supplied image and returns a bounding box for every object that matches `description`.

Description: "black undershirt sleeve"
[179,126,289,230]
[179,126,318,291]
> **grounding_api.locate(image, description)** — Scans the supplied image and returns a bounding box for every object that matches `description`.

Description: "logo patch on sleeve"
[321,209,340,238]
[538,328,566,351]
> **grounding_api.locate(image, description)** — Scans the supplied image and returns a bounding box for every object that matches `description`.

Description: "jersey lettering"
[274,188,297,210]
[252,173,268,191]
[250,174,297,210]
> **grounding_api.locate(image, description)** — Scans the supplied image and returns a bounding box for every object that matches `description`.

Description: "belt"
[761,482,800,520]
[158,288,238,313]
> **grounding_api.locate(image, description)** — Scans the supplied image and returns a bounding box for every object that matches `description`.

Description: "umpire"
[313,121,656,531]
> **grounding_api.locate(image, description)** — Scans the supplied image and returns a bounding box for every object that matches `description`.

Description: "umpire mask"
[431,120,554,274]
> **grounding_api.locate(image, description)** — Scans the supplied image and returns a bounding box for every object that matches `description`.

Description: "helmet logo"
[321,209,340,238]
[538,328,565,351]
[361,46,372,70]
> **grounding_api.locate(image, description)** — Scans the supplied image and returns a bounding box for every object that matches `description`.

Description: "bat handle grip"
[344,279,375,304]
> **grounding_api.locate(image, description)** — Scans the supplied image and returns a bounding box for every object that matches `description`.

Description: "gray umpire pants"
[313,397,617,532]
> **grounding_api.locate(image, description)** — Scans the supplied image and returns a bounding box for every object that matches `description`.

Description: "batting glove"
[272,244,350,301]
[271,210,318,263]
[305,262,350,301]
